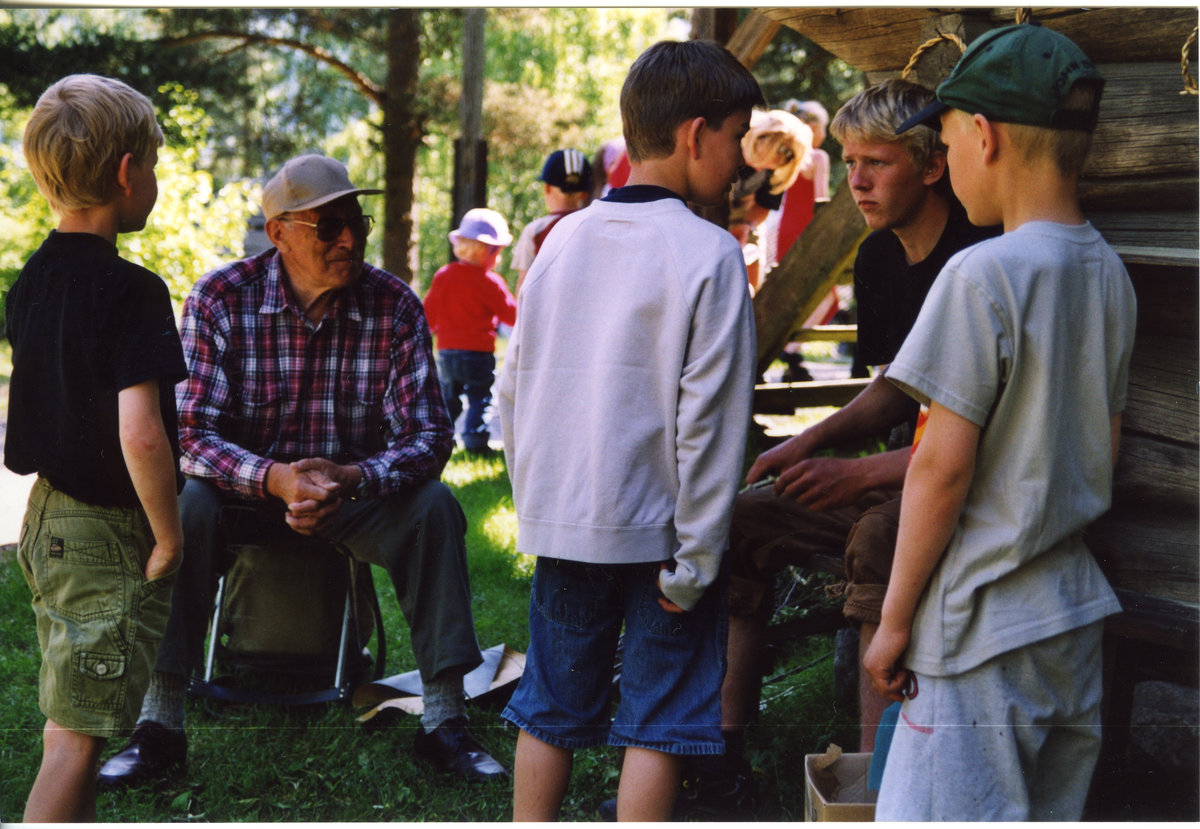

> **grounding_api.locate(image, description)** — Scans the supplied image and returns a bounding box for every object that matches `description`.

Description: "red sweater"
[423,261,517,352]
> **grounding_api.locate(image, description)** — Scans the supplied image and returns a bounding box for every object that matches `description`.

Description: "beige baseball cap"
[261,154,383,220]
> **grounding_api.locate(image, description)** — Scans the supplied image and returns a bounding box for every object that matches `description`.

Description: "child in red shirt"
[424,208,517,454]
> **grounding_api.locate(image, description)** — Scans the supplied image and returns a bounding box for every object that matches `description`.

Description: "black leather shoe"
[97,721,187,789]
[413,715,508,779]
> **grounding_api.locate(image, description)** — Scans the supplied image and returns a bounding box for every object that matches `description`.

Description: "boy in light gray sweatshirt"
[498,39,764,821]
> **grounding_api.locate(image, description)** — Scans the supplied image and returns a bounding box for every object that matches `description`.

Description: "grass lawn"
[0,447,856,822]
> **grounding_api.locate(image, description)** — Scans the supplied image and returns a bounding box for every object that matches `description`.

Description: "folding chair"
[188,504,387,706]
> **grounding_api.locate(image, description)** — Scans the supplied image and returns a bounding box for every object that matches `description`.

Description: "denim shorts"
[502,556,728,755]
[17,477,177,737]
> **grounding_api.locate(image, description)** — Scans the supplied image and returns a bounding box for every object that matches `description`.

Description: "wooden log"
[1105,589,1199,651]
[763,7,1197,73]
[1090,210,1200,269]
[1079,175,1199,213]
[1128,263,1199,341]
[1124,335,1199,446]
[1112,433,1199,511]
[727,10,780,69]
[791,325,858,344]
[997,7,1200,65]
[759,7,977,74]
[752,182,866,373]
[1088,509,1199,604]
[1086,64,1200,180]
[754,379,872,413]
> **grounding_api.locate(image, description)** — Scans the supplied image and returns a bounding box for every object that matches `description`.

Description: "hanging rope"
[1015,8,1033,25]
[1182,26,1198,96]
[900,31,967,81]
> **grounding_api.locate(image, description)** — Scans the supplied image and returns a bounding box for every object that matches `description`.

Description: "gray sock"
[420,674,466,732]
[137,670,187,731]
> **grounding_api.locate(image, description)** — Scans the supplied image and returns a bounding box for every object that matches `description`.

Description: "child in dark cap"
[512,148,592,293]
[864,24,1136,820]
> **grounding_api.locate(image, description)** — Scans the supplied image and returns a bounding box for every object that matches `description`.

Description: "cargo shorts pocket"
[41,536,125,620]
[69,617,129,711]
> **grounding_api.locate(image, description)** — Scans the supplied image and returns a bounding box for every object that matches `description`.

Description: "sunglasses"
[281,214,374,242]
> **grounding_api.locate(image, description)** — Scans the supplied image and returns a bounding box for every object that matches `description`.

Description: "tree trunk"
[383,8,421,284]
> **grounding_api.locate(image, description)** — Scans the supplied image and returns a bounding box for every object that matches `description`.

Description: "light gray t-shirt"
[511,213,563,273]
[886,221,1136,676]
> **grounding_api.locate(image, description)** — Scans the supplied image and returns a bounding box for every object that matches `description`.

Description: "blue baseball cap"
[540,149,592,193]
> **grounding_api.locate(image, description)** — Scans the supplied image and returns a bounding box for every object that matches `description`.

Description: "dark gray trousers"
[155,477,483,684]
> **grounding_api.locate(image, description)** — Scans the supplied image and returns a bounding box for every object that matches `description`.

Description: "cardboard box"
[805,751,877,821]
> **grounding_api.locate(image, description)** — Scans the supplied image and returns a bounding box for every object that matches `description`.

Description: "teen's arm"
[746,373,913,510]
[862,401,980,700]
[119,379,183,581]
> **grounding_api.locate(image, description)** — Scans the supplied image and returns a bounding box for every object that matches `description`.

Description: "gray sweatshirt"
[498,195,755,611]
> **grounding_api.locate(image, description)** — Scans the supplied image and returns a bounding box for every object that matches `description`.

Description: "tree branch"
[157,30,384,107]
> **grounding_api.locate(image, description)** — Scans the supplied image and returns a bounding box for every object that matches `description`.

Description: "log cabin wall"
[760,6,1199,608]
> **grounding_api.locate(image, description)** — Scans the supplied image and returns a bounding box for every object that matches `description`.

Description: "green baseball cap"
[895,24,1104,134]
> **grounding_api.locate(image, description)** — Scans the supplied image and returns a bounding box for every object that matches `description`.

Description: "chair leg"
[203,575,227,684]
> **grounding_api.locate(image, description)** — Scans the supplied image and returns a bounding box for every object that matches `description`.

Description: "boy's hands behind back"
[657,562,685,614]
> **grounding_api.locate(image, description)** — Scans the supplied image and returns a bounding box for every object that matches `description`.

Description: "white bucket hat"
[448,208,513,247]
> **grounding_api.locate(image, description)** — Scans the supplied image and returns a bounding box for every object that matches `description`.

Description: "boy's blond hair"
[830,79,944,172]
[620,39,766,163]
[999,81,1102,178]
[23,74,163,215]
[453,237,496,266]
[741,109,812,195]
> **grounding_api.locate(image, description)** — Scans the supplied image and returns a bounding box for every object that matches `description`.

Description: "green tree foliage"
[0,83,257,309]
[414,8,672,292]
[1,8,865,299]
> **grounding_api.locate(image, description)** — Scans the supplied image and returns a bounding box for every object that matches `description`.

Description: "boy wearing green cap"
[862,24,1136,819]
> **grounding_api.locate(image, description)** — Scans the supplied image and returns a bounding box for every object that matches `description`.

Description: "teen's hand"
[657,562,685,614]
[745,431,818,486]
[862,621,912,702]
[775,455,872,511]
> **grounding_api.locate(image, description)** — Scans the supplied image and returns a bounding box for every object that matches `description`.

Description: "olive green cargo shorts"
[17,477,177,737]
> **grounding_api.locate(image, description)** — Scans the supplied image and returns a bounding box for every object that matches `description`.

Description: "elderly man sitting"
[98,155,505,786]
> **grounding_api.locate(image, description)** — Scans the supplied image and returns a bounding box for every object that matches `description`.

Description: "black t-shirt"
[854,200,1000,436]
[5,231,189,508]
[855,200,999,367]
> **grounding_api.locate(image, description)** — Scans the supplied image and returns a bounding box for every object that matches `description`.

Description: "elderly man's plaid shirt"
[177,248,453,500]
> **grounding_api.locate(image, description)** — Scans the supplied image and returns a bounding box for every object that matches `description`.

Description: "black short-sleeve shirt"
[854,200,1000,367]
[5,231,189,508]
[853,201,1000,438]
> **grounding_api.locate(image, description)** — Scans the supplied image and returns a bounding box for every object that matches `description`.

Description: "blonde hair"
[453,237,496,266]
[23,74,163,215]
[830,79,943,172]
[741,109,813,195]
[1000,81,1101,178]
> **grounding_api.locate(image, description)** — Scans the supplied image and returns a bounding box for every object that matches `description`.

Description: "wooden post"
[752,182,867,376]
[452,8,487,239]
[383,8,421,283]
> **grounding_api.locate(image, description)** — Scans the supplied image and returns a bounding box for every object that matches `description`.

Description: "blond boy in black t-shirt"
[7,74,188,822]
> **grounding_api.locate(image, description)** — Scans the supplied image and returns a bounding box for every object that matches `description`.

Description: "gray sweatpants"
[877,620,1104,821]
